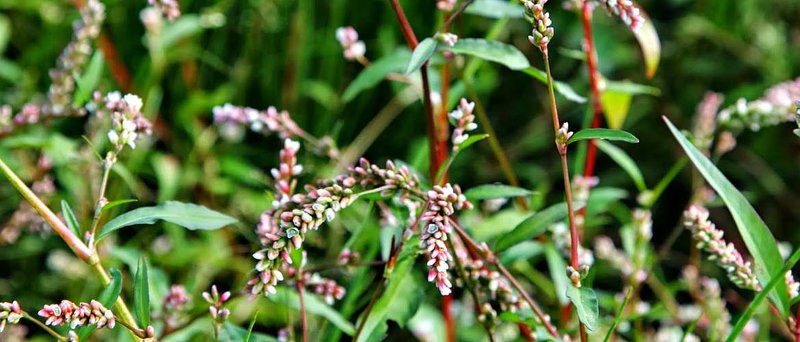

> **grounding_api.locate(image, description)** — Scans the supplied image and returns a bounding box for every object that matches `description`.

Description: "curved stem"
[23,312,67,341]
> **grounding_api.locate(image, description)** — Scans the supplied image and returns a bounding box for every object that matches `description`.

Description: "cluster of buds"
[94,92,152,153]
[305,273,346,305]
[599,0,644,31]
[335,27,366,61]
[272,139,303,207]
[555,122,573,151]
[692,92,724,153]
[202,285,231,322]
[522,0,554,52]
[338,248,360,265]
[462,259,524,323]
[717,77,800,133]
[0,301,22,333]
[46,0,105,116]
[420,184,473,296]
[148,0,181,20]
[683,206,760,291]
[437,0,456,12]
[38,300,115,330]
[163,285,190,312]
[448,98,477,150]
[212,104,302,140]
[683,266,733,339]
[434,32,459,47]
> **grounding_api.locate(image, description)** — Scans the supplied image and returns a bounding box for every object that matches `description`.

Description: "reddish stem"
[387,1,451,339]
[795,306,800,342]
[581,1,604,178]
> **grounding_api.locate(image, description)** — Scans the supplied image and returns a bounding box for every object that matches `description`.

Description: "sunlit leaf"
[633,15,660,79]
[601,90,633,129]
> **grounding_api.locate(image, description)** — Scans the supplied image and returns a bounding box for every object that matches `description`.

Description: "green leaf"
[356,239,422,341]
[97,201,238,241]
[73,51,105,106]
[101,199,138,212]
[343,49,411,102]
[78,268,122,340]
[633,16,661,79]
[495,203,570,252]
[405,38,437,75]
[221,321,277,342]
[566,285,599,332]
[520,67,586,103]
[601,90,633,130]
[465,184,532,201]
[727,248,800,342]
[567,128,639,145]
[61,200,81,237]
[602,287,632,342]
[245,312,258,342]
[604,80,661,96]
[464,0,523,18]
[442,38,529,70]
[134,257,151,327]
[664,116,789,315]
[457,133,489,151]
[273,287,356,336]
[545,245,570,305]
[596,140,647,192]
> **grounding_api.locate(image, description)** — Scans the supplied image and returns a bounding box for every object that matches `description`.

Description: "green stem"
[90,259,144,339]
[89,156,114,242]
[23,312,67,341]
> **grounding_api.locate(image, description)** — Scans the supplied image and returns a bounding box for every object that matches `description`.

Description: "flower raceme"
[521,0,554,52]
[0,301,22,333]
[421,184,473,296]
[449,98,477,149]
[38,300,116,330]
[335,26,366,61]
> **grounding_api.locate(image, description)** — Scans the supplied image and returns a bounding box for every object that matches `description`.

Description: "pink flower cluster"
[97,92,153,151]
[148,0,181,20]
[683,205,760,291]
[202,285,231,322]
[0,301,22,333]
[437,0,456,11]
[523,0,554,51]
[335,27,366,61]
[421,184,473,296]
[163,285,190,312]
[272,139,303,207]
[38,300,115,330]
[213,104,301,139]
[600,0,644,31]
[449,98,477,149]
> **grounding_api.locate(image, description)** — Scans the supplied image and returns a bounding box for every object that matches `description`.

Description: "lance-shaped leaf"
[567,128,639,145]
[405,38,437,75]
[442,38,529,70]
[633,15,660,79]
[134,257,151,327]
[97,201,237,241]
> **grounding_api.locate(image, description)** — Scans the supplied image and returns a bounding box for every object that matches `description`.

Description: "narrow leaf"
[495,203,570,252]
[602,287,632,342]
[465,184,533,201]
[566,285,599,332]
[73,51,105,106]
[464,0,523,18]
[545,245,570,305]
[405,38,437,75]
[134,257,151,327]
[633,15,660,79]
[97,201,238,241]
[61,200,82,237]
[245,311,258,342]
[727,248,800,342]
[567,128,639,145]
[101,199,138,212]
[605,80,661,96]
[443,38,529,70]
[596,140,647,192]
[664,116,789,315]
[520,67,586,103]
[343,49,411,102]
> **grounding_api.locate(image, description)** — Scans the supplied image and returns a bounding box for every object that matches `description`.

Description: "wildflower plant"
[2,0,800,341]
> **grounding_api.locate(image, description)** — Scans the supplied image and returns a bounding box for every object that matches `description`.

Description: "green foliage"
[566,128,639,145]
[97,201,238,241]
[134,257,151,328]
[566,285,599,332]
[405,38,437,75]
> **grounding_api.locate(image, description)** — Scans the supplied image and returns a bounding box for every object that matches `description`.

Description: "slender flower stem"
[447,218,559,337]
[580,1,604,178]
[543,49,586,342]
[445,238,496,341]
[23,312,67,341]
[297,278,309,342]
[89,156,114,240]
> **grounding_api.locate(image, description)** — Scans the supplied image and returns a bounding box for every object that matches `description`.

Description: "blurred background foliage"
[0,0,799,340]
